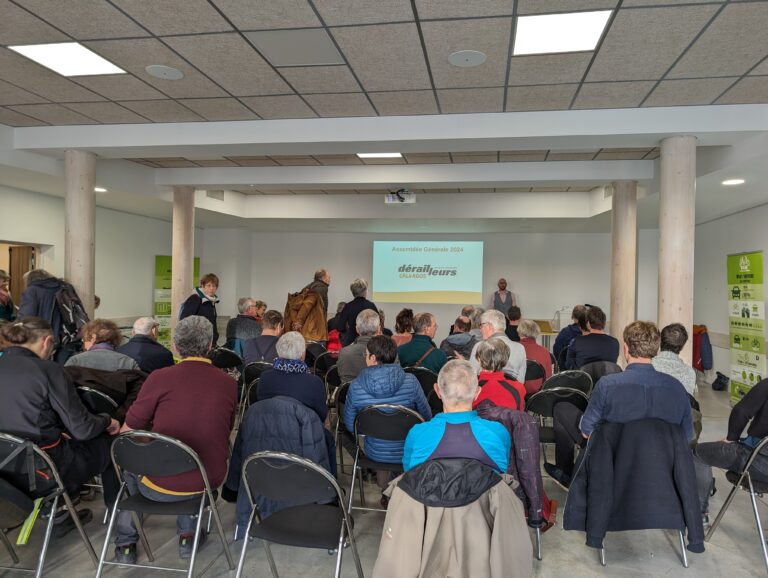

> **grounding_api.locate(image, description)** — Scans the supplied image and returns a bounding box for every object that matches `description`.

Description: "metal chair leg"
[96,486,124,578]
[534,527,542,561]
[262,540,279,578]
[62,491,98,567]
[358,469,365,508]
[599,547,606,566]
[133,511,155,562]
[346,450,360,515]
[747,476,768,574]
[235,511,256,578]
[186,498,207,578]
[705,477,741,541]
[34,494,59,578]
[678,530,689,568]
[209,497,235,570]
[333,520,346,578]
[344,516,364,578]
[0,529,19,564]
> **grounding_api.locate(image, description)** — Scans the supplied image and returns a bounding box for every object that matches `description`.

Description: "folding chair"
[579,361,622,384]
[550,352,559,375]
[236,451,363,578]
[0,432,98,578]
[305,341,327,370]
[331,383,355,474]
[325,366,342,402]
[313,351,338,379]
[77,387,119,417]
[526,387,590,461]
[524,359,547,396]
[348,405,424,513]
[705,437,768,572]
[238,362,273,427]
[541,370,593,397]
[404,366,438,398]
[208,347,243,371]
[96,431,234,578]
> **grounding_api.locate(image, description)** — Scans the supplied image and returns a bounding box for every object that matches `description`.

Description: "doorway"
[0,244,37,305]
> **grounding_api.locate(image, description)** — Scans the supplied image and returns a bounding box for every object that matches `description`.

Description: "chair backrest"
[243,361,273,386]
[550,352,559,374]
[313,350,338,377]
[208,346,243,370]
[427,389,443,415]
[247,378,261,406]
[354,404,425,441]
[526,387,590,418]
[77,386,119,416]
[304,341,327,368]
[325,365,342,391]
[404,366,439,397]
[542,370,593,396]
[525,359,547,381]
[579,361,622,384]
[0,433,61,496]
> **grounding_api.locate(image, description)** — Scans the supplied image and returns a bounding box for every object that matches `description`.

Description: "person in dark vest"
[489,278,517,317]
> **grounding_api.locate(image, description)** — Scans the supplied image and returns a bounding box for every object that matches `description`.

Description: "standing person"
[179,273,220,346]
[284,269,330,343]
[337,278,378,347]
[505,306,522,342]
[0,270,15,321]
[392,308,414,347]
[489,278,517,317]
[118,317,175,374]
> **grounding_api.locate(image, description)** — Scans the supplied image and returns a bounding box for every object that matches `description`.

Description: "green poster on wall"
[727,251,765,404]
[154,255,200,348]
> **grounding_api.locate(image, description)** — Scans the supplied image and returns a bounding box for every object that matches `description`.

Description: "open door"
[8,246,36,305]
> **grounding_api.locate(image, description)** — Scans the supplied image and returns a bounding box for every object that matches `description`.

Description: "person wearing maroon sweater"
[472,338,527,411]
[113,316,237,565]
[518,320,553,395]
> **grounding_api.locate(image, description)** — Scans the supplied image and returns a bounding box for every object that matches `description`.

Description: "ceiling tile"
[9,103,98,124]
[313,155,363,165]
[245,29,344,67]
[643,77,737,107]
[516,0,618,14]
[189,158,239,167]
[165,33,290,97]
[416,0,513,18]
[152,158,201,168]
[359,157,406,165]
[0,106,48,126]
[750,58,768,76]
[505,84,578,111]
[63,101,149,123]
[74,75,166,100]
[547,152,597,161]
[451,152,498,163]
[239,95,316,119]
[0,48,106,102]
[178,98,259,120]
[110,0,232,35]
[509,53,592,86]
[227,156,279,166]
[314,0,414,25]
[0,0,69,44]
[422,18,511,88]
[499,150,547,161]
[14,0,149,39]
[270,156,320,166]
[119,100,204,122]
[86,39,228,98]
[439,88,504,113]
[369,90,439,116]
[331,23,431,91]
[716,76,768,105]
[623,0,723,5]
[587,5,720,82]
[278,66,360,94]
[129,159,161,167]
[0,80,47,105]
[572,81,655,109]
[211,0,320,29]
[669,3,768,78]
[304,92,377,117]
[404,153,451,164]
[594,150,650,160]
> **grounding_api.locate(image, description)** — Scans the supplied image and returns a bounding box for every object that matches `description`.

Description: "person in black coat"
[179,273,220,345]
[117,317,174,373]
[337,278,377,346]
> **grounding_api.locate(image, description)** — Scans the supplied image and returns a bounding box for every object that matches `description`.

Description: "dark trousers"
[46,434,119,507]
[553,402,586,478]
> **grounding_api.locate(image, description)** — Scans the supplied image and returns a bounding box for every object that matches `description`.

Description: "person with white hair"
[336,278,378,346]
[467,309,527,382]
[118,316,174,373]
[403,360,510,473]
[224,297,263,351]
[337,309,382,383]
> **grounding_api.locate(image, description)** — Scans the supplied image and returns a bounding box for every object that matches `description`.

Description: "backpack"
[711,371,729,391]
[55,282,89,346]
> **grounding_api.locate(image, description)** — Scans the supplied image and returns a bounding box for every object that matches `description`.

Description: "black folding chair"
[348,405,424,513]
[313,351,338,378]
[331,383,355,474]
[96,431,234,578]
[239,362,273,426]
[526,387,590,461]
[404,366,439,398]
[579,361,622,384]
[236,451,363,578]
[524,360,547,396]
[305,341,327,370]
[541,370,593,397]
[208,347,243,371]
[550,352,559,374]
[427,389,443,415]
[77,386,119,418]
[325,365,342,401]
[705,437,768,572]
[0,432,98,578]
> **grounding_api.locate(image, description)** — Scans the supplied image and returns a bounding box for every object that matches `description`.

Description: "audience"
[242,310,283,364]
[439,315,477,359]
[337,309,381,383]
[117,316,174,373]
[0,270,15,321]
[565,306,619,369]
[392,308,414,346]
[505,306,522,342]
[518,319,553,394]
[337,278,378,346]
[285,269,330,342]
[224,297,263,349]
[652,323,697,395]
[114,316,236,564]
[397,312,448,373]
[468,307,485,340]
[327,301,346,332]
[468,310,527,382]
[65,319,140,371]
[179,273,220,346]
[553,304,588,361]
[473,339,527,411]
[449,305,474,334]
[378,308,393,336]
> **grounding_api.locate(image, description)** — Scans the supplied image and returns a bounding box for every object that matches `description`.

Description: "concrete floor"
[2,384,767,577]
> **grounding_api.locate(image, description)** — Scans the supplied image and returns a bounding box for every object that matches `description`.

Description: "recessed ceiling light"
[357,153,402,159]
[9,42,125,76]
[513,11,612,56]
[722,179,745,186]
[94,187,107,193]
[145,64,184,81]
[448,50,487,68]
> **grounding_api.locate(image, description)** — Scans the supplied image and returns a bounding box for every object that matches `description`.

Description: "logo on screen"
[398,264,458,278]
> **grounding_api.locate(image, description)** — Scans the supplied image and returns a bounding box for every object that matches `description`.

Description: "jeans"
[553,402,586,478]
[115,472,198,547]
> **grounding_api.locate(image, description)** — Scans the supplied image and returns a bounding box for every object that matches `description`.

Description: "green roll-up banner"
[154,256,200,348]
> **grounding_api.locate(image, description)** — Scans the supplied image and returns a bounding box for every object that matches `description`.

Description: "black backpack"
[55,282,89,346]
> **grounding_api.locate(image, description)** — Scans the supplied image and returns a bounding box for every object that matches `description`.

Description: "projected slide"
[372,241,484,304]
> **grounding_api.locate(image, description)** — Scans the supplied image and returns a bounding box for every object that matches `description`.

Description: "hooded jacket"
[180,288,220,345]
[18,277,63,343]
[439,332,478,359]
[372,458,533,578]
[343,363,431,463]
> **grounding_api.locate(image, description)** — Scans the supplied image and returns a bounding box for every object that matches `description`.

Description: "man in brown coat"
[284,269,330,342]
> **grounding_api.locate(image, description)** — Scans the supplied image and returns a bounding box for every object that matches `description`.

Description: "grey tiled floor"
[2,383,766,577]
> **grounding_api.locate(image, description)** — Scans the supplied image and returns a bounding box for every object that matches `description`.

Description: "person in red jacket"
[518,319,553,395]
[472,338,527,411]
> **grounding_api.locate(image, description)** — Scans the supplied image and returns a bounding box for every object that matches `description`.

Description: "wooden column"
[64,150,96,319]
[658,136,697,363]
[610,180,638,364]
[171,186,195,332]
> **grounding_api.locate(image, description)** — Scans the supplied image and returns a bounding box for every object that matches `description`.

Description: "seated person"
[473,339,526,411]
[397,312,448,374]
[117,316,174,373]
[0,317,120,530]
[114,316,237,564]
[392,308,414,347]
[546,321,693,488]
[439,315,477,359]
[224,297,263,353]
[337,278,378,346]
[403,360,511,473]
[469,308,485,340]
[64,364,146,423]
[553,304,587,361]
[518,320,553,394]
[565,306,619,370]
[468,310,526,382]
[449,305,474,335]
[337,309,381,384]
[65,319,140,371]
[378,308,393,337]
[652,323,697,395]
[344,336,431,498]
[505,306,522,342]
[243,310,283,364]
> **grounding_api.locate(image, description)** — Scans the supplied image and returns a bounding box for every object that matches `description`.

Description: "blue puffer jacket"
[344,364,432,463]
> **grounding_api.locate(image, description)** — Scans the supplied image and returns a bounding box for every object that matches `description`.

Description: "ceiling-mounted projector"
[385,188,416,205]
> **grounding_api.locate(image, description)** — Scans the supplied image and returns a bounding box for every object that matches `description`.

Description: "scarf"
[273,357,309,374]
[195,287,220,304]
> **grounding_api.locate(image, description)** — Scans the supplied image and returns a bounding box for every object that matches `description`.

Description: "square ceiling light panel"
[245,29,345,67]
[9,42,126,76]
[513,11,612,55]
